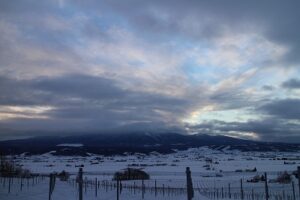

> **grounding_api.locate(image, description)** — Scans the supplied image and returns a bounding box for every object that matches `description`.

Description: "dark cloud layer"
[0,74,188,133]
[2,74,299,142]
[260,99,300,120]
[282,78,300,89]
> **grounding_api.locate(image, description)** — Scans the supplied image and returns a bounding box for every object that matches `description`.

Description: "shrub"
[113,168,150,180]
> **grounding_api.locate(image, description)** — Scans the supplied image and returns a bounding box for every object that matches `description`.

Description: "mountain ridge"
[0,132,299,156]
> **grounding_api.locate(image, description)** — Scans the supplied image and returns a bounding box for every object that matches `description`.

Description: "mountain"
[0,132,299,156]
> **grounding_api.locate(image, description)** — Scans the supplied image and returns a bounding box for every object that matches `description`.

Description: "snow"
[56,143,84,147]
[0,176,210,200]
[1,147,300,199]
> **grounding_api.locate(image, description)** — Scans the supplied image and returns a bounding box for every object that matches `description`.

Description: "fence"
[197,177,299,200]
[68,167,194,200]
[1,166,300,200]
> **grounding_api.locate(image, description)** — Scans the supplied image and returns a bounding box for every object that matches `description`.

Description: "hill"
[0,132,299,155]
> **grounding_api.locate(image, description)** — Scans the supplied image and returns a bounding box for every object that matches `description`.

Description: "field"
[1,146,300,200]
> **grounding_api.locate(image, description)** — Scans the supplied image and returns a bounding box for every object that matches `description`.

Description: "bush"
[276,171,291,184]
[0,157,31,177]
[58,170,70,181]
[113,168,150,181]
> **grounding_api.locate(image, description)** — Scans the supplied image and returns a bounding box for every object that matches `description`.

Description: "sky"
[0,0,300,142]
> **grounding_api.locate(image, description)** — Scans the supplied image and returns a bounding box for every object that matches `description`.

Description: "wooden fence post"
[20,177,23,191]
[240,179,244,200]
[120,180,122,194]
[48,174,51,200]
[84,178,87,194]
[186,167,194,200]
[78,168,83,200]
[292,181,296,200]
[265,172,269,200]
[95,178,97,197]
[8,177,11,193]
[155,180,157,196]
[48,174,52,200]
[297,166,300,199]
[48,173,56,200]
[142,179,145,199]
[228,183,231,199]
[116,179,119,200]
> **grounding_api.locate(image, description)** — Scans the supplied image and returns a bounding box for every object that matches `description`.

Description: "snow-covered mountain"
[1,132,299,155]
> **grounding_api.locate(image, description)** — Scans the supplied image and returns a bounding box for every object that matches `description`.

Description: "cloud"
[0,76,46,106]
[282,78,300,89]
[0,74,190,134]
[187,97,300,142]
[262,85,274,91]
[32,74,126,100]
[75,0,300,67]
[0,0,300,142]
[260,99,300,120]
[187,118,300,143]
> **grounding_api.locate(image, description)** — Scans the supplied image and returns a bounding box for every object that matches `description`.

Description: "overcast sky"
[0,0,300,142]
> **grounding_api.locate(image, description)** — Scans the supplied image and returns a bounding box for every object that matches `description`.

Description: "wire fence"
[1,167,300,200]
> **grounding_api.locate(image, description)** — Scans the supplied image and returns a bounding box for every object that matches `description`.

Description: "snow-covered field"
[1,147,300,199]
